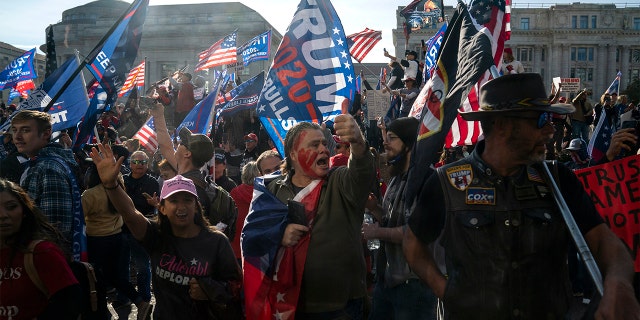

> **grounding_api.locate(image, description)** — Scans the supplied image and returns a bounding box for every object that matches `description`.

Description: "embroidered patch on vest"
[527,166,544,184]
[446,164,473,191]
[466,187,496,205]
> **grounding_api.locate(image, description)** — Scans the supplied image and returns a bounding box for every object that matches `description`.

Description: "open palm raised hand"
[89,143,125,186]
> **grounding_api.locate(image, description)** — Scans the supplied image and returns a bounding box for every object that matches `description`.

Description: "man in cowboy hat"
[403,73,640,319]
[391,75,420,118]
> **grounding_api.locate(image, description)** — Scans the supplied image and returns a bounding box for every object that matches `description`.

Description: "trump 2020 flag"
[242,176,323,320]
[405,2,495,208]
[86,0,148,98]
[0,48,37,90]
[422,22,447,82]
[239,30,272,67]
[257,0,356,156]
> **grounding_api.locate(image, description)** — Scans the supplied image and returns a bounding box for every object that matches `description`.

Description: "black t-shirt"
[408,163,604,245]
[124,173,160,216]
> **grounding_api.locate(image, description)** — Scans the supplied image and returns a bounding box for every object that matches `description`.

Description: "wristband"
[103,181,121,190]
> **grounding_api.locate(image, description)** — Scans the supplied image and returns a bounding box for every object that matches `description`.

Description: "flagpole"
[143,56,147,94]
[43,0,143,113]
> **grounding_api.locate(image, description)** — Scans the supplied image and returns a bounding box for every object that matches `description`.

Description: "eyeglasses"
[245,140,256,143]
[507,112,552,129]
[131,159,148,165]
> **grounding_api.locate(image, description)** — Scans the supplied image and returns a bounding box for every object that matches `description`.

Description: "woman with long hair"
[89,143,241,320]
[0,179,81,319]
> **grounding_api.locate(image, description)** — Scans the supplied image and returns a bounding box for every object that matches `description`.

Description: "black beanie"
[386,117,419,148]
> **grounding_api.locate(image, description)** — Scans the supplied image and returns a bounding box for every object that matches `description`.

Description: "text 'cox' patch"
[466,188,496,205]
[446,164,473,191]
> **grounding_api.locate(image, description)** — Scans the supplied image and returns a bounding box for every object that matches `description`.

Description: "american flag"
[194,31,238,72]
[587,109,615,164]
[444,0,511,148]
[346,28,382,62]
[376,67,386,90]
[133,116,158,152]
[118,60,145,97]
[605,71,622,95]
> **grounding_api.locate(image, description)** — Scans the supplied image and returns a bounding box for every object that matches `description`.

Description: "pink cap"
[160,175,198,200]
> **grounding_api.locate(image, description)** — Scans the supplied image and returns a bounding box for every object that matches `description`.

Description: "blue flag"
[239,30,272,67]
[72,81,110,148]
[217,71,265,118]
[257,0,356,156]
[86,0,148,97]
[423,22,447,82]
[0,48,37,90]
[0,54,89,134]
[8,88,21,103]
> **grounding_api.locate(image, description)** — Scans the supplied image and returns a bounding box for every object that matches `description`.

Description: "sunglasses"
[131,159,148,165]
[508,112,552,129]
[245,140,256,143]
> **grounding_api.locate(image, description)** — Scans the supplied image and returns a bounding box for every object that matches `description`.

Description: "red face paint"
[297,147,321,178]
[293,129,328,179]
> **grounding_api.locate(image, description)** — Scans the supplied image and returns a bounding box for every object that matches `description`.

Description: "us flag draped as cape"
[242,176,323,320]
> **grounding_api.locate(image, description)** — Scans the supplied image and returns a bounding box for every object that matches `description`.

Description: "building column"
[620,46,630,89]
[597,44,608,93]
[562,44,571,77]
[533,45,541,73]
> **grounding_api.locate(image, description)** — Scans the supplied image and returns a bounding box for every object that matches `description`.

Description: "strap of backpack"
[78,261,99,311]
[24,240,50,298]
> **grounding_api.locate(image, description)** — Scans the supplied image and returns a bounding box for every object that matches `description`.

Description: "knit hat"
[160,175,198,200]
[178,127,214,165]
[386,117,419,148]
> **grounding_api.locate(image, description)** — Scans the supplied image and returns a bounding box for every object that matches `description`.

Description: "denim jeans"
[87,233,141,303]
[123,232,152,302]
[369,279,438,320]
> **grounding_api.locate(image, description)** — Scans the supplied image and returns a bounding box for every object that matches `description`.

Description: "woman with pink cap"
[89,144,241,320]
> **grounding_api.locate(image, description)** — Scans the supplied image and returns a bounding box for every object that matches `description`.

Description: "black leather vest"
[437,149,572,320]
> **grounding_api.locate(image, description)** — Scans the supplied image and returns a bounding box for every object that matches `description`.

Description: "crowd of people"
[1,48,639,320]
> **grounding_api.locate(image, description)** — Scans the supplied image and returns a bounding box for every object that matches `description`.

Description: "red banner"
[574,155,640,271]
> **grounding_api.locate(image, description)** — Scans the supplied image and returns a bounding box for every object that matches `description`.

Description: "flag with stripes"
[346,28,382,62]
[443,0,511,148]
[194,31,238,72]
[605,71,622,95]
[405,2,495,207]
[376,67,386,90]
[133,117,158,152]
[118,60,145,97]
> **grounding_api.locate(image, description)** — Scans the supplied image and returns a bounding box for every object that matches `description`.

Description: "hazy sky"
[0,0,615,63]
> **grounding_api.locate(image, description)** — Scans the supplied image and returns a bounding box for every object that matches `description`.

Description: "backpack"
[24,240,110,320]
[190,174,239,241]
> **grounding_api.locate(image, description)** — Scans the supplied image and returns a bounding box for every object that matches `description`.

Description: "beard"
[507,125,549,165]
[388,152,409,177]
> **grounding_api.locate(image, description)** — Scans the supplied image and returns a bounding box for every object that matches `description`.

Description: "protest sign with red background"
[574,155,640,271]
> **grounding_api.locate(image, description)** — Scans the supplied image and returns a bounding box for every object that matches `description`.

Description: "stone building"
[49,0,282,90]
[389,2,640,95]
